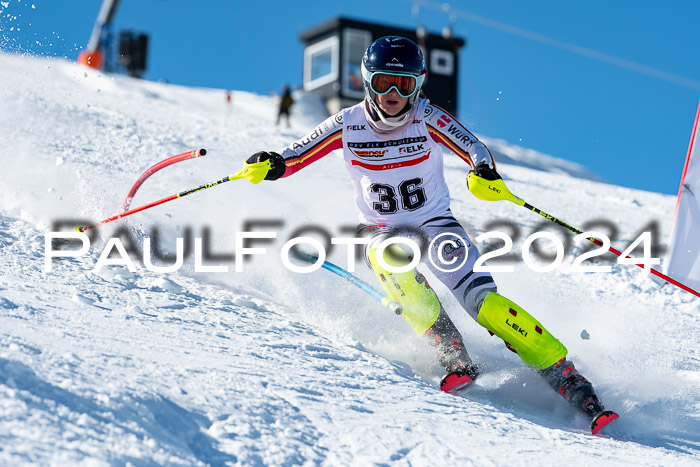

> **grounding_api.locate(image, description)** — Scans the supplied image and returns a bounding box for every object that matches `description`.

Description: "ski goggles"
[367,71,423,98]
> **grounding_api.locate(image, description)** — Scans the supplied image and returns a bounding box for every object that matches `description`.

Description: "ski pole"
[467,172,700,298]
[293,250,403,315]
[76,159,272,232]
[123,148,207,212]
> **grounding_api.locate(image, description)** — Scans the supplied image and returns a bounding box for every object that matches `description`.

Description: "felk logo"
[346,125,366,131]
[398,144,425,154]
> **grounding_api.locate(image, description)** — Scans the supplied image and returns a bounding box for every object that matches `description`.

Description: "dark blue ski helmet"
[362,36,426,76]
[361,36,427,125]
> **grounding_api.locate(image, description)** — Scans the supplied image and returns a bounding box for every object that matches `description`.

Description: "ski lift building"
[300,17,465,117]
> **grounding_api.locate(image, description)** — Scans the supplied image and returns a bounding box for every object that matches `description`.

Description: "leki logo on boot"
[505,317,528,337]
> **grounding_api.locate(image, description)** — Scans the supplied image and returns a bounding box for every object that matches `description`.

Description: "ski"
[440,371,475,394]
[590,410,619,435]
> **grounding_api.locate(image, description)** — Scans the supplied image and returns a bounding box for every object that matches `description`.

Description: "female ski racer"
[244,36,617,433]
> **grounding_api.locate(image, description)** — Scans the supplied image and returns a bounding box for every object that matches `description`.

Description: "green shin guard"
[477,292,567,370]
[368,246,441,335]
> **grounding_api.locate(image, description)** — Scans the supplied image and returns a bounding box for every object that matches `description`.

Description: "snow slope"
[1,52,698,465]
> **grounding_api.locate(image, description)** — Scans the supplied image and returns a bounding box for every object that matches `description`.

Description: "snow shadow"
[127,395,238,466]
[0,358,236,464]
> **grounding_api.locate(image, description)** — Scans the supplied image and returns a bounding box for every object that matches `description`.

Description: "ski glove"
[473,163,501,181]
[467,163,518,202]
[246,151,286,181]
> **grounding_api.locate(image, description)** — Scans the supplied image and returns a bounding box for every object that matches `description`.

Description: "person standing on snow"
[276,84,294,127]
[244,36,617,433]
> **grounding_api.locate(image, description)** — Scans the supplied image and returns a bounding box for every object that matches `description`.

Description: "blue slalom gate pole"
[292,251,402,315]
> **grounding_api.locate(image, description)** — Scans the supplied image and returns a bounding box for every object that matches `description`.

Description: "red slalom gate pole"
[518,200,700,299]
[76,158,272,233]
[78,174,234,232]
[122,148,206,211]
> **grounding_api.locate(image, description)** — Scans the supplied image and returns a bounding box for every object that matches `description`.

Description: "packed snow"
[0,52,698,465]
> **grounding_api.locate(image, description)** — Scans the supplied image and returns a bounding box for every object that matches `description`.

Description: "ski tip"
[440,372,474,394]
[590,410,619,435]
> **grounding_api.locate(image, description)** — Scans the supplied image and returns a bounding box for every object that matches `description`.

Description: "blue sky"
[2,0,699,196]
